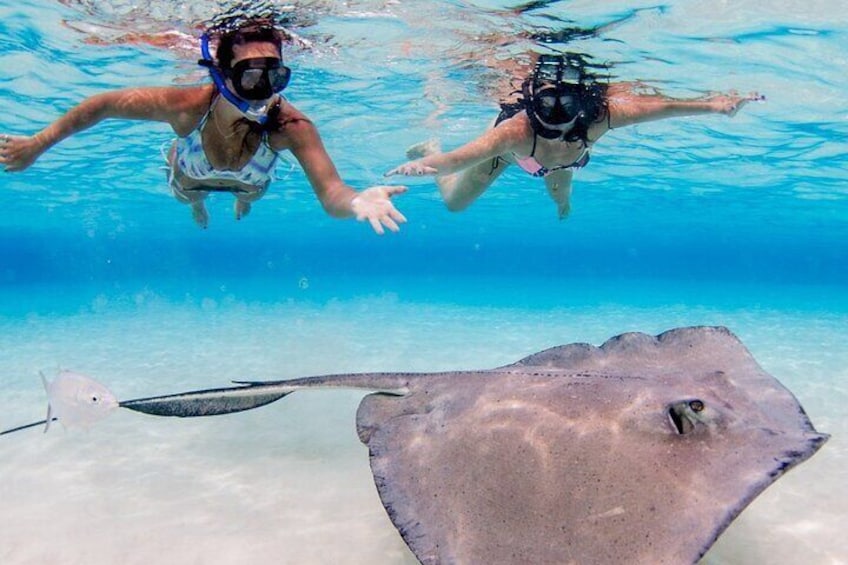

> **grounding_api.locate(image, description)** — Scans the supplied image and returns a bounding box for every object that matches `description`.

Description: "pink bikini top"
[513,135,591,178]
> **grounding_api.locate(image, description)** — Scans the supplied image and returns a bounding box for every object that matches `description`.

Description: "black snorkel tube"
[198,33,271,125]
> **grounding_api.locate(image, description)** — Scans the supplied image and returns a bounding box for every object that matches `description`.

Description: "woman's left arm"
[607,84,764,129]
[385,118,522,177]
[280,118,407,235]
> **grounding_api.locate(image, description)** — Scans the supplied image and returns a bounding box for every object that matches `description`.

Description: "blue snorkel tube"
[198,33,270,125]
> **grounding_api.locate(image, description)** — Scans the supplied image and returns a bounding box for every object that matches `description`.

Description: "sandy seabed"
[0,293,845,564]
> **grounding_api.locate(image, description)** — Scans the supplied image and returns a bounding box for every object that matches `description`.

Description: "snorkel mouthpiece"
[242,100,273,123]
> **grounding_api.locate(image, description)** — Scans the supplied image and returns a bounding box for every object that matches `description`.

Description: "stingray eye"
[689,400,705,412]
[667,400,706,435]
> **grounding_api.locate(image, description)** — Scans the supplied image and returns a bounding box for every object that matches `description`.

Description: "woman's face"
[226,41,290,102]
[231,41,280,65]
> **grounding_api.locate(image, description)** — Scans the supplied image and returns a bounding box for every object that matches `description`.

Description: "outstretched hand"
[384,160,438,177]
[350,185,408,234]
[0,133,42,172]
[709,91,766,117]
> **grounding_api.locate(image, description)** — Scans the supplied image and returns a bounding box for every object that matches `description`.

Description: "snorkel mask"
[523,55,587,140]
[533,85,583,127]
[198,33,291,124]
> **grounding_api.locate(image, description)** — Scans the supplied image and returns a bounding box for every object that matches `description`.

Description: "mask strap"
[198,34,268,125]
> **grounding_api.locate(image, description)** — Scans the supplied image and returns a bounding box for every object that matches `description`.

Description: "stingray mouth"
[667,399,705,435]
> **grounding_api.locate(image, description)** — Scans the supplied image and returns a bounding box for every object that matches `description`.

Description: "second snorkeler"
[387,54,763,219]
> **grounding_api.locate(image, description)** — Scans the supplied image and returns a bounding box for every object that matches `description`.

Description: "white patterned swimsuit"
[168,98,280,194]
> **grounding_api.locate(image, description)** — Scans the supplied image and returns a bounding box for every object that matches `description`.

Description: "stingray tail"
[119,382,296,418]
[117,374,409,419]
[0,418,54,437]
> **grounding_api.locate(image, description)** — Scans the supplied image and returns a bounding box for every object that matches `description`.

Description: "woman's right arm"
[1,86,206,171]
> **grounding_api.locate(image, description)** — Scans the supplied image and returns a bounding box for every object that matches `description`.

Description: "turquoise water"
[1,1,846,564]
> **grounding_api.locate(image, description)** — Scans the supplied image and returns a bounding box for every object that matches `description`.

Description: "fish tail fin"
[44,403,52,433]
[40,371,52,433]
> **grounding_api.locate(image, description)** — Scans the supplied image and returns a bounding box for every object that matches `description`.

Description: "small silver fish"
[40,370,119,432]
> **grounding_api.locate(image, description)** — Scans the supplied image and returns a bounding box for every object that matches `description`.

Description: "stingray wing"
[357,327,828,564]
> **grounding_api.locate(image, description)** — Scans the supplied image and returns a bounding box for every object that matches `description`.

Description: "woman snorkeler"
[0,19,407,233]
[386,54,762,219]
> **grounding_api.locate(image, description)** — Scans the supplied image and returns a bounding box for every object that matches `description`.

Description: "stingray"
[1,326,828,563]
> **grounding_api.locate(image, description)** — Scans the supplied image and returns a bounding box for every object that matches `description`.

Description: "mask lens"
[533,85,579,125]
[239,68,265,90]
[534,86,558,120]
[269,66,291,92]
[229,58,291,100]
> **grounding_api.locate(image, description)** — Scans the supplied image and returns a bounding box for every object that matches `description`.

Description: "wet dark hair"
[215,22,285,71]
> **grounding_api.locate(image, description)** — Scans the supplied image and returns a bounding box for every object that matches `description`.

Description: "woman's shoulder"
[161,85,213,133]
[275,98,310,122]
[162,84,215,111]
[490,107,535,148]
[267,99,316,145]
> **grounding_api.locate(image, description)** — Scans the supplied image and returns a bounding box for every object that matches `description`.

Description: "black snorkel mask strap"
[198,33,270,125]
